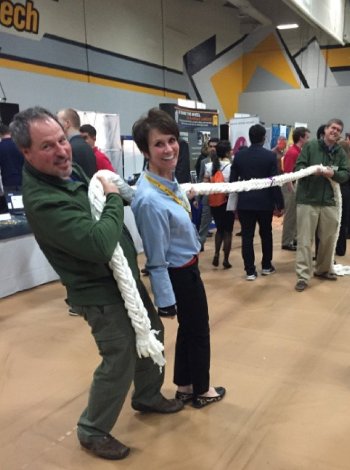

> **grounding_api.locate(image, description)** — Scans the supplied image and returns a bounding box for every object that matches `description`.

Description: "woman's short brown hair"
[132,108,179,154]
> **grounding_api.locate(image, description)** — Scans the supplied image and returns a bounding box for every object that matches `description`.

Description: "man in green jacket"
[294,118,350,292]
[10,107,183,461]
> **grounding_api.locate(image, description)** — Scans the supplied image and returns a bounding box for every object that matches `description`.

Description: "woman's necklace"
[145,173,191,214]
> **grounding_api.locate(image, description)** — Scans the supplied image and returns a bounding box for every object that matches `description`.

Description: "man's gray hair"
[10,106,60,149]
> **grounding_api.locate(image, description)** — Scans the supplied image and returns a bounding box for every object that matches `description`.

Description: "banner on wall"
[160,103,219,170]
[78,111,122,175]
[229,116,260,154]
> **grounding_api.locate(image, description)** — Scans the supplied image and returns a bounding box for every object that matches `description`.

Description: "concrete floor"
[1,219,350,469]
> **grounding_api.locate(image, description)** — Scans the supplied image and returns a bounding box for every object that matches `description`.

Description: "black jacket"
[69,134,97,178]
[230,143,284,211]
[175,140,191,183]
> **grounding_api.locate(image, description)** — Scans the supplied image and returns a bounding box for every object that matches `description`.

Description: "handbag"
[226,192,238,211]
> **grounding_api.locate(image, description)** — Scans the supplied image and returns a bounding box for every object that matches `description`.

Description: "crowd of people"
[2,105,349,461]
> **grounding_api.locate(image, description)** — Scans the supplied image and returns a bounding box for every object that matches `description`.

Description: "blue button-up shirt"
[131,170,201,307]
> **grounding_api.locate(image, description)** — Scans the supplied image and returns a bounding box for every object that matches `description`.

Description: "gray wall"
[1,0,349,135]
[239,86,350,136]
[1,67,178,136]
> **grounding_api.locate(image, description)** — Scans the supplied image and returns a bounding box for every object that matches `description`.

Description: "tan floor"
[2,219,350,470]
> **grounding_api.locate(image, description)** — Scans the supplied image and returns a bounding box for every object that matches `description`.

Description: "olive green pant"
[74,281,165,440]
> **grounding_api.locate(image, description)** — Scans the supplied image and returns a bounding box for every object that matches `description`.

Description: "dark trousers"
[336,184,350,256]
[168,261,210,396]
[74,280,165,440]
[238,209,274,275]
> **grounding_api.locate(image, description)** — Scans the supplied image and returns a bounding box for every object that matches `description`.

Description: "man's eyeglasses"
[330,125,342,133]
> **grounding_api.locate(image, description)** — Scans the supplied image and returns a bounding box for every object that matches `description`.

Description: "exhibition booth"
[0,233,59,298]
[0,102,222,298]
[0,103,259,299]
[0,208,143,299]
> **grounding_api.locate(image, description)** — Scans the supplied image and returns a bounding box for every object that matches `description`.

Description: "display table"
[0,206,143,298]
[0,234,59,298]
[0,208,143,299]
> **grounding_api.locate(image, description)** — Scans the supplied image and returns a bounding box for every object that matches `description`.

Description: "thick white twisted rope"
[182,164,341,269]
[181,164,342,246]
[87,166,342,366]
[180,164,332,195]
[88,170,165,369]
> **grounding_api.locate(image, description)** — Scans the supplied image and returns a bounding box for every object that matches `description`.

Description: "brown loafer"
[79,434,130,460]
[132,395,184,413]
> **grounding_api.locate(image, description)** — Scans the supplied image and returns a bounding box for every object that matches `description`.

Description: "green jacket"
[295,139,349,206]
[22,162,140,305]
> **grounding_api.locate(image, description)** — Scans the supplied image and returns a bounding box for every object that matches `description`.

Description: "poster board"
[160,103,219,170]
[229,116,260,154]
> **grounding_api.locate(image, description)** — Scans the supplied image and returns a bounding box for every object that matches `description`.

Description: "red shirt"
[283,144,301,173]
[94,147,115,172]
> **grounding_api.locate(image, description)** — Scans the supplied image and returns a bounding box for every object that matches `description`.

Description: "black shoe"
[192,387,226,409]
[295,279,307,292]
[246,271,258,281]
[223,260,232,269]
[132,395,184,413]
[282,243,296,251]
[79,434,130,460]
[68,307,80,316]
[175,390,193,403]
[314,271,337,281]
[212,254,219,267]
[261,265,276,276]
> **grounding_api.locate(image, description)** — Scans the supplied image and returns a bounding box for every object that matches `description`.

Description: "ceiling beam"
[227,0,271,26]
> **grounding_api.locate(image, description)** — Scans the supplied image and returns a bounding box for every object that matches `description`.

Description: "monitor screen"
[5,191,25,214]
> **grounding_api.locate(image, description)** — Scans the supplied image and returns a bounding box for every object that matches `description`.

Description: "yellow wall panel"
[322,48,350,67]
[243,34,300,89]
[210,34,301,120]
[211,56,243,120]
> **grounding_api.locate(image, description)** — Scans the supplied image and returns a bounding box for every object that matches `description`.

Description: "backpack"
[208,164,229,207]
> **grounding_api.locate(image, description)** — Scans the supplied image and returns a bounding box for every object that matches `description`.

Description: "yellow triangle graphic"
[211,33,300,120]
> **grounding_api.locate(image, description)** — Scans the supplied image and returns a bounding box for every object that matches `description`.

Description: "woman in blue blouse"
[131,108,225,409]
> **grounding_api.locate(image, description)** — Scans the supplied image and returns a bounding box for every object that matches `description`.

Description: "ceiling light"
[277,23,299,30]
